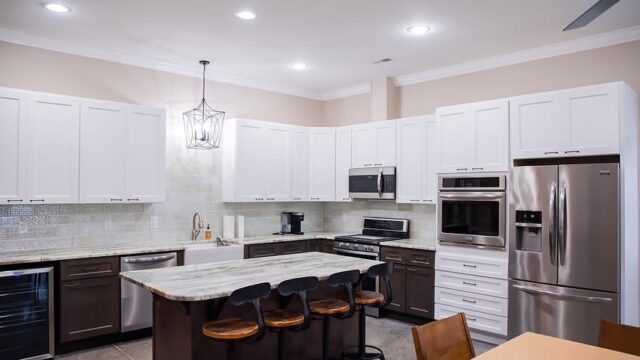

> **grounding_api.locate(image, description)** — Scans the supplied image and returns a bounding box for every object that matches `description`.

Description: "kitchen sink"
[183,242,243,265]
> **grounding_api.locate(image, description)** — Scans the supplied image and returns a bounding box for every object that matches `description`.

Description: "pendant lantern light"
[183,60,225,149]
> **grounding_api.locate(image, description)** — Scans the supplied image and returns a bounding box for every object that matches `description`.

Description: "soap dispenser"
[204,224,212,240]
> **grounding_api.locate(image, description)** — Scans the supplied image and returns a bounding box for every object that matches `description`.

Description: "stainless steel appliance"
[437,174,507,249]
[274,212,304,235]
[0,267,54,360]
[348,167,396,200]
[508,162,620,345]
[334,217,410,316]
[120,252,178,332]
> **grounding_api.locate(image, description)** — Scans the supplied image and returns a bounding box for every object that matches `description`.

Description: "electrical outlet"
[104,219,113,231]
[18,222,28,234]
[150,216,159,229]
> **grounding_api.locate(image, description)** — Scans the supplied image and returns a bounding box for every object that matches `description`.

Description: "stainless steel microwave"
[348,167,396,200]
[437,174,506,249]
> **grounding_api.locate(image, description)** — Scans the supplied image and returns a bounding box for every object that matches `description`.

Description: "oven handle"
[334,248,379,259]
[439,192,504,200]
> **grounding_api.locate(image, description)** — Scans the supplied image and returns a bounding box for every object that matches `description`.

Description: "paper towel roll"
[223,215,235,239]
[236,215,245,241]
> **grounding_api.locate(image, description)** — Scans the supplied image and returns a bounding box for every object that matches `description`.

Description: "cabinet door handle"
[7,199,23,202]
[293,197,301,200]
[63,282,80,288]
[407,267,419,272]
[266,197,275,201]
[462,298,477,304]
[462,264,477,268]
[110,198,123,202]
[364,163,372,167]
[472,167,483,171]
[374,163,382,166]
[456,168,468,171]
[462,281,477,286]
[467,316,477,321]
[30,199,45,202]
[410,199,420,203]
[255,198,264,201]
[422,199,433,203]
[544,151,559,155]
[310,197,320,200]
[564,150,580,154]
[127,198,140,201]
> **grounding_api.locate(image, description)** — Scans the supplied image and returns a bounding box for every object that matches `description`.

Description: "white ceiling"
[1,0,640,99]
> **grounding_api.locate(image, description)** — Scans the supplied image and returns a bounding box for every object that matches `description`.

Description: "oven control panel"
[334,241,380,254]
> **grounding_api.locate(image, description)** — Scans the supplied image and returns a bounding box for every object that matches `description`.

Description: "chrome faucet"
[192,212,204,241]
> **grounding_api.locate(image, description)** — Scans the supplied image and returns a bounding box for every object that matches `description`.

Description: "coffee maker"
[275,212,304,235]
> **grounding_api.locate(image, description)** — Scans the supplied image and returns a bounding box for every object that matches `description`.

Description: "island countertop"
[120,251,383,302]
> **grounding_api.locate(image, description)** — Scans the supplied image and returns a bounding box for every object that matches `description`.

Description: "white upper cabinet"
[308,127,336,201]
[470,100,509,172]
[125,106,166,203]
[262,123,291,201]
[351,120,396,168]
[79,101,127,203]
[0,89,27,204]
[511,83,621,159]
[27,94,80,204]
[437,100,509,173]
[510,92,563,159]
[290,127,308,201]
[562,83,620,156]
[396,115,438,204]
[335,126,352,202]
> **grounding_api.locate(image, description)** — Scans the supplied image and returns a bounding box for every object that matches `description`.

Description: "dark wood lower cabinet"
[385,263,406,312]
[405,266,435,318]
[278,241,306,255]
[245,239,336,259]
[248,243,278,258]
[59,276,120,343]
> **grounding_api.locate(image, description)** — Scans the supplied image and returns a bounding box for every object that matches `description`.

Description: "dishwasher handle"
[123,254,176,264]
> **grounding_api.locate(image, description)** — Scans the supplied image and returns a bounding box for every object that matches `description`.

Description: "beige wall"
[325,40,640,123]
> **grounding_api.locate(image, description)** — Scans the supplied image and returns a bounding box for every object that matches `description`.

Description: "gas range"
[334,217,410,254]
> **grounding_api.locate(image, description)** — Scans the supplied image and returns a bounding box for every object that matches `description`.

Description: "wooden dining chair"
[598,319,640,356]
[411,313,475,360]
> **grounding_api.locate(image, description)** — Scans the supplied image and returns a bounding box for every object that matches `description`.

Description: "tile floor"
[57,317,495,359]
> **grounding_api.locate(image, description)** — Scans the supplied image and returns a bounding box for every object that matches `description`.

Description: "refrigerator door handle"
[512,284,613,303]
[549,183,557,265]
[559,185,567,265]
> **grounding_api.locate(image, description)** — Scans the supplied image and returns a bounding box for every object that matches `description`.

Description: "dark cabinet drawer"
[278,241,306,255]
[383,263,406,313]
[248,244,279,258]
[406,249,435,268]
[381,247,405,264]
[322,240,334,253]
[306,240,320,252]
[60,257,119,281]
[405,266,435,318]
[59,276,120,343]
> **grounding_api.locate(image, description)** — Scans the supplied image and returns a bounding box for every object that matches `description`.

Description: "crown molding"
[0,27,325,100]
[395,25,640,87]
[321,82,371,101]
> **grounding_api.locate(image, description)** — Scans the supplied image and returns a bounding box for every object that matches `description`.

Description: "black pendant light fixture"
[183,60,225,149]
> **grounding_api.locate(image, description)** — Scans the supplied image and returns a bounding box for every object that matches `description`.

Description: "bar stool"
[263,276,320,360]
[309,270,360,360]
[202,282,271,360]
[343,263,393,360]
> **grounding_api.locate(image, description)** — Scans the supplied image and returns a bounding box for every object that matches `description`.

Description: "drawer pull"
[462,298,477,304]
[472,167,484,171]
[393,264,404,270]
[83,266,99,271]
[7,199,23,202]
[266,197,275,201]
[467,316,477,321]
[30,199,45,202]
[374,163,382,166]
[127,198,140,201]
[410,199,420,203]
[564,150,580,154]
[462,281,477,286]
[110,198,123,202]
[63,282,80,288]
[412,260,431,266]
[544,151,559,155]
[385,257,402,261]
[343,198,350,201]
[407,267,418,272]
[462,264,477,268]
[409,307,430,314]
[456,168,468,171]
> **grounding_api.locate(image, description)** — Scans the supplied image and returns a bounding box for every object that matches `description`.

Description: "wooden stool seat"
[202,318,259,340]
[310,298,350,315]
[264,308,305,328]
[355,290,385,305]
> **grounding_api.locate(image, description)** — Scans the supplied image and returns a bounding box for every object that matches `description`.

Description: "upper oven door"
[349,167,396,199]
[438,191,506,248]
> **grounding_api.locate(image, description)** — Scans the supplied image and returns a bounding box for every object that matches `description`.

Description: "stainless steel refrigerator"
[508,163,620,345]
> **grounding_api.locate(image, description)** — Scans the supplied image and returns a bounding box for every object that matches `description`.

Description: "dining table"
[475,332,640,359]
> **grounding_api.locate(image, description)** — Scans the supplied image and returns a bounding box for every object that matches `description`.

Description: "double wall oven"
[437,174,507,249]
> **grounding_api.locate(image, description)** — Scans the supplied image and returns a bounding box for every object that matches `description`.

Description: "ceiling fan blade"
[563,0,620,31]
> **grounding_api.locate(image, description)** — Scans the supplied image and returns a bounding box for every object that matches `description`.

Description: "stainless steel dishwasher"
[120,252,177,332]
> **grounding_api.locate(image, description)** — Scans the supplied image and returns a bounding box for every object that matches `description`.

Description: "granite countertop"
[239,232,349,245]
[382,239,436,251]
[120,252,382,302]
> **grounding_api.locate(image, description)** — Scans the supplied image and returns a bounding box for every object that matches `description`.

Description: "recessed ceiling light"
[406,24,431,36]
[289,62,309,71]
[236,10,256,20]
[44,3,71,13]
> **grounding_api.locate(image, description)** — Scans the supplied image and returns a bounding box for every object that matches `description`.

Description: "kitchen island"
[120,252,383,360]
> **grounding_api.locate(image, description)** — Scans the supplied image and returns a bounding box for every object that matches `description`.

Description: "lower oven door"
[437,191,506,249]
[333,248,380,317]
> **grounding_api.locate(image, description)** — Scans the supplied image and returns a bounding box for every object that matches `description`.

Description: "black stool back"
[364,262,393,307]
[326,269,360,318]
[277,276,319,330]
[229,282,271,341]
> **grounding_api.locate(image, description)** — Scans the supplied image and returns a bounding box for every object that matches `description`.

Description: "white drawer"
[436,271,508,298]
[435,287,507,317]
[436,252,508,279]
[435,303,507,336]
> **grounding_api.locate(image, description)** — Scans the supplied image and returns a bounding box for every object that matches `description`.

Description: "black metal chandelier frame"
[183,60,225,149]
